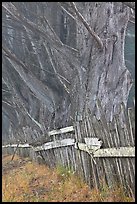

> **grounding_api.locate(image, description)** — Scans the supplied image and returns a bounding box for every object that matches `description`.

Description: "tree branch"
[2,100,15,108]
[57,2,76,20]
[70,2,103,50]
[2,45,55,113]
[123,2,135,10]
[129,14,135,24]
[2,2,79,68]
[43,42,70,94]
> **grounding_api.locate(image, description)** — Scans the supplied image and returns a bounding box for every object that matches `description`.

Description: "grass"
[2,154,134,202]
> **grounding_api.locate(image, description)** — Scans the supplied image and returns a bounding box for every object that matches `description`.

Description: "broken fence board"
[94,147,135,157]
[48,126,74,136]
[33,138,75,151]
[76,143,135,157]
[2,144,31,148]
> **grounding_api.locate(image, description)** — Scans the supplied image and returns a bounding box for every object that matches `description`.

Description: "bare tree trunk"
[70,2,132,121]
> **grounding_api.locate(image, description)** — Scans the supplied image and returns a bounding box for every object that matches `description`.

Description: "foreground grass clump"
[2,154,134,202]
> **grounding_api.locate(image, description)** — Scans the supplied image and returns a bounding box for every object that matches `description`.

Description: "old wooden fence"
[2,102,135,198]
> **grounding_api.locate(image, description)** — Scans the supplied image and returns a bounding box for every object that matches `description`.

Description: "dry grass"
[2,154,134,202]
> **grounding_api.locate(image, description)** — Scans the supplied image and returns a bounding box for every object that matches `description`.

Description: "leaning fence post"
[11,141,20,161]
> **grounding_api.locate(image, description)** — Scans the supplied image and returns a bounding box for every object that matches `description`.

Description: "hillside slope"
[2,154,134,202]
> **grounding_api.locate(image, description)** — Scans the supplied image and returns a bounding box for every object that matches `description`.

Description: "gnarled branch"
[70,2,103,50]
[123,2,135,10]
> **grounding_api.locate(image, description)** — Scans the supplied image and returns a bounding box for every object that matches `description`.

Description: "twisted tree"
[2,2,134,144]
